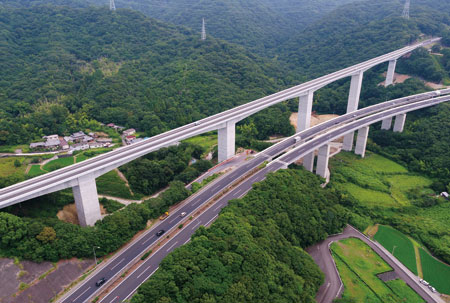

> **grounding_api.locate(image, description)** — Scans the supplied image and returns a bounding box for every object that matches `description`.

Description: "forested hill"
[278,0,450,77]
[0,6,296,145]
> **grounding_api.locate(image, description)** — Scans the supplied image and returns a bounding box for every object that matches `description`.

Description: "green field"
[331,238,423,303]
[28,165,47,177]
[96,170,137,199]
[374,225,418,274]
[0,157,26,177]
[43,156,75,172]
[420,248,450,294]
[330,152,433,208]
[184,133,217,154]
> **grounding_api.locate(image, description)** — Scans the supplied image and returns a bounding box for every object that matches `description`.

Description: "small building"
[441,192,449,200]
[45,139,61,150]
[43,134,59,141]
[125,135,136,144]
[114,125,125,131]
[71,142,89,151]
[89,142,103,149]
[30,142,45,149]
[71,131,86,142]
[60,138,69,150]
[64,136,73,143]
[88,132,97,138]
[97,138,113,144]
[107,123,115,128]
[123,128,136,136]
[83,135,94,142]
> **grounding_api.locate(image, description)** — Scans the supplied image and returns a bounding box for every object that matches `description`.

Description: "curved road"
[307,225,444,303]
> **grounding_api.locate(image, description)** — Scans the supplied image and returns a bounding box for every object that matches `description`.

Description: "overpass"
[0,37,442,226]
[59,91,449,303]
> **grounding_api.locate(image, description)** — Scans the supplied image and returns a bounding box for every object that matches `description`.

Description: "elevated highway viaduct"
[59,92,450,303]
[0,37,442,226]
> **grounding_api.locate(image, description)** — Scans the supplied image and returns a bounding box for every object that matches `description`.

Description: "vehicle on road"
[96,277,106,287]
[429,286,437,293]
[156,230,165,237]
[180,212,187,217]
[294,136,302,143]
[159,211,169,220]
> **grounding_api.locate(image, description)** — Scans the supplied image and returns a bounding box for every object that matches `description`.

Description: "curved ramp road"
[58,92,449,303]
[0,38,441,208]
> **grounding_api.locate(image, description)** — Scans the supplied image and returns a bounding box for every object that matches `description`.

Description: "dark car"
[95,277,106,287]
[156,229,165,237]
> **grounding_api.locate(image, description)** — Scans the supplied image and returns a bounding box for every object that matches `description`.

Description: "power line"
[402,0,410,19]
[201,18,206,40]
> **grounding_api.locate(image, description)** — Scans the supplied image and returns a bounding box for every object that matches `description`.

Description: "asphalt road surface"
[307,225,443,303]
[60,93,450,303]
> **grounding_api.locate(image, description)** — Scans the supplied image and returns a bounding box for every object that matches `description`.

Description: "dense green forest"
[0,181,189,261]
[0,6,299,146]
[132,168,347,303]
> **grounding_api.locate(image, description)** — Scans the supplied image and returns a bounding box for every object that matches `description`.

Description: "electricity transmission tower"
[402,0,410,19]
[201,18,206,40]
[110,0,116,11]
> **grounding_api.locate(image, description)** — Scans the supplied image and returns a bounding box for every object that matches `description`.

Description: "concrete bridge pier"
[72,173,102,227]
[381,117,392,130]
[343,70,364,151]
[297,90,314,132]
[355,126,369,158]
[302,152,315,172]
[393,114,406,132]
[385,59,397,87]
[218,121,236,162]
[316,144,330,178]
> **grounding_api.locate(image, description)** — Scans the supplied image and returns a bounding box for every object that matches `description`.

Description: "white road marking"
[110,258,125,271]
[234,188,243,196]
[211,184,221,192]
[184,238,191,245]
[123,268,159,301]
[191,221,201,230]
[142,235,155,245]
[169,216,178,223]
[136,266,153,279]
[72,286,91,302]
[204,215,218,227]
[166,241,178,252]
[214,204,222,211]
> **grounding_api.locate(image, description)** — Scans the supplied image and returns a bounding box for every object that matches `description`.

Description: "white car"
[180,212,187,217]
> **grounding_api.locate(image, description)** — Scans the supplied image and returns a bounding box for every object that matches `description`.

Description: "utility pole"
[402,0,410,20]
[110,0,116,11]
[201,18,206,41]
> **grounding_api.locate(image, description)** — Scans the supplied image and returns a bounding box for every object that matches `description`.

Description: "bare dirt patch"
[57,203,107,225]
[290,113,339,132]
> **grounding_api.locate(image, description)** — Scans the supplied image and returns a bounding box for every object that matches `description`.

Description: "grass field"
[330,152,433,208]
[374,225,418,274]
[28,165,47,177]
[385,279,424,303]
[184,133,217,154]
[0,157,26,177]
[331,238,423,303]
[100,197,125,213]
[420,248,450,294]
[43,156,75,172]
[96,170,135,199]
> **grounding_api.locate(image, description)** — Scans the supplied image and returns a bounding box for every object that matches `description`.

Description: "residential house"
[30,142,45,149]
[125,135,136,144]
[71,131,86,142]
[123,128,136,136]
[60,138,69,150]
[64,136,73,143]
[71,142,89,151]
[45,138,61,150]
[97,138,113,144]
[89,142,103,149]
[107,123,115,128]
[441,192,449,200]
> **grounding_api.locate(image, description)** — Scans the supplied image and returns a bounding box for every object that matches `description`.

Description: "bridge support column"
[72,173,101,227]
[381,117,392,130]
[297,90,314,132]
[302,152,315,172]
[316,144,330,179]
[218,121,235,162]
[355,126,369,158]
[393,114,406,132]
[343,71,364,151]
[385,59,397,87]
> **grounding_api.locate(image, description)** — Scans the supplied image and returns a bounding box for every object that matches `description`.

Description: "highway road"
[307,225,443,303]
[59,92,450,303]
[0,38,440,207]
